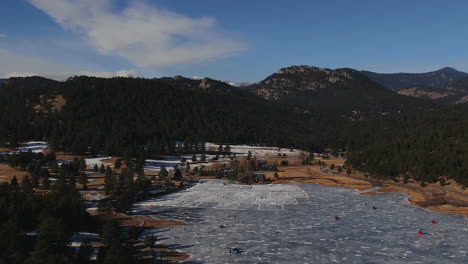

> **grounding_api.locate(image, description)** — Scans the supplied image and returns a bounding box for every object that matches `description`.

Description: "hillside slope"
[362,67,468,91]
[0,76,315,155]
[249,65,429,120]
[397,76,468,103]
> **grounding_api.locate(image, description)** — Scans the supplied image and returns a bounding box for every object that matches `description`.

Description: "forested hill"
[0,68,430,157]
[248,65,431,119]
[0,76,320,155]
[361,67,468,91]
[2,67,468,186]
[345,103,468,186]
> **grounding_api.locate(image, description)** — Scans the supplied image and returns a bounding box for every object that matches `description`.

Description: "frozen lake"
[135,180,468,264]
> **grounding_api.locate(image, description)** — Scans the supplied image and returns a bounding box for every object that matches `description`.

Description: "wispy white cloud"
[0,48,62,74]
[27,0,247,67]
[0,33,6,38]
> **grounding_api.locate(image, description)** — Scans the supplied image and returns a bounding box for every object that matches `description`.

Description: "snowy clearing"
[17,141,48,153]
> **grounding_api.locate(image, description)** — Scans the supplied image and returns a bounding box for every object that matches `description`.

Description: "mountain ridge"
[248,65,430,120]
[361,67,468,91]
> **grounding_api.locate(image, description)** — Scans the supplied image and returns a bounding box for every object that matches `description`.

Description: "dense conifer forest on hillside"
[1,75,468,186]
[345,104,468,186]
[0,76,319,155]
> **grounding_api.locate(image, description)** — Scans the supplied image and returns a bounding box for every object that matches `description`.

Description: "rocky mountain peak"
[198,78,213,89]
[252,65,358,101]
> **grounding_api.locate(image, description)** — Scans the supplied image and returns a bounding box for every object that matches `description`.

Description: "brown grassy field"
[91,211,187,228]
[55,153,85,161]
[263,165,374,190]
[0,147,15,152]
[269,155,468,216]
[0,164,27,183]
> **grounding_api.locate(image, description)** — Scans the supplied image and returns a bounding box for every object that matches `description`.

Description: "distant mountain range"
[191,76,256,87]
[361,67,468,91]
[399,76,468,104]
[248,65,427,119]
[361,67,468,103]
[188,66,468,104]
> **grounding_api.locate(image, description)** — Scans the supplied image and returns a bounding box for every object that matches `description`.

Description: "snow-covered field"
[143,143,297,172]
[3,142,294,172]
[17,141,48,153]
[136,181,468,263]
[206,143,296,157]
[78,143,291,172]
[85,156,113,167]
[0,141,49,154]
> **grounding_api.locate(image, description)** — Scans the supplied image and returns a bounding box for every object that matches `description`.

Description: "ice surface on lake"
[135,180,468,263]
[139,180,308,210]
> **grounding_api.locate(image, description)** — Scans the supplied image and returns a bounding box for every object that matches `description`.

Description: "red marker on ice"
[334,216,340,221]
[431,220,437,224]
[418,230,423,236]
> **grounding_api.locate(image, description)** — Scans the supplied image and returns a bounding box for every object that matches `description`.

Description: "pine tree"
[21,176,33,193]
[77,238,93,263]
[192,154,197,162]
[100,220,120,246]
[114,159,122,169]
[79,158,87,171]
[50,161,59,174]
[79,171,88,189]
[173,168,183,180]
[102,241,133,264]
[10,176,19,191]
[30,216,70,264]
[30,170,39,187]
[224,144,231,153]
[69,174,76,188]
[159,166,168,179]
[42,175,51,189]
[104,170,114,195]
[116,189,134,213]
[93,164,99,173]
[99,164,106,174]
[106,165,113,175]
[144,235,156,247]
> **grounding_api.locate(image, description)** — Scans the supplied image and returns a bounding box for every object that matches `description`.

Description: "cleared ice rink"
[134,180,468,264]
[139,180,308,211]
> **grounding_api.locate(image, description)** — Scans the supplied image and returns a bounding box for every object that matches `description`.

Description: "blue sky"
[1,0,468,82]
